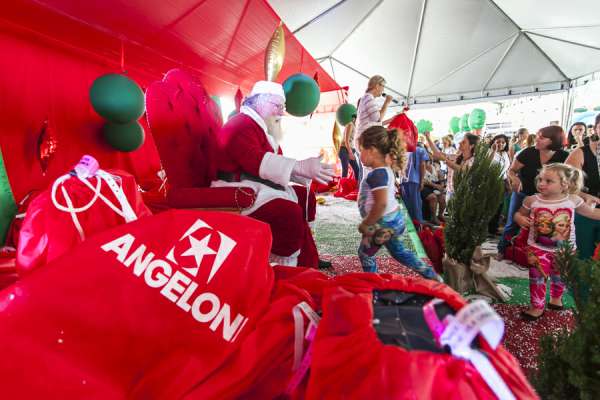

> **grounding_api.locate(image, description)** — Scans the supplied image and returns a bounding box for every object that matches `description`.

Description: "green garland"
[399,199,427,259]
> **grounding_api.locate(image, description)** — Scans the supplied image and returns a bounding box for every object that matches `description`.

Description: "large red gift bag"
[305,273,538,400]
[418,225,443,273]
[388,113,418,153]
[0,210,274,399]
[16,168,151,276]
[186,267,330,399]
[504,229,530,267]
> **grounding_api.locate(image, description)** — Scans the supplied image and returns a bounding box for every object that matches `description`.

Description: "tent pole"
[413,34,516,97]
[292,0,349,35]
[406,0,428,102]
[562,86,574,129]
[328,0,384,56]
[526,23,600,32]
[526,31,600,52]
[329,57,337,82]
[487,0,570,81]
[482,33,520,92]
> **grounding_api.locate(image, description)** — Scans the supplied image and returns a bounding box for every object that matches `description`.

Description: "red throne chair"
[145,69,255,211]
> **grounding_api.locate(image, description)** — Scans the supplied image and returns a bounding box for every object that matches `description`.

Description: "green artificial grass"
[496,277,575,308]
[313,198,420,256]
[315,196,578,310]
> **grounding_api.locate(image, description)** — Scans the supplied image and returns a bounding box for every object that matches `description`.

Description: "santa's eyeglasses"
[267,101,285,111]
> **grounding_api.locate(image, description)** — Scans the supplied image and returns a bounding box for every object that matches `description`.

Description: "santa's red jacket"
[211,107,318,266]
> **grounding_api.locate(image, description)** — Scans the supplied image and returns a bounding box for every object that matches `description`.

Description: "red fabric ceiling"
[2,0,340,96]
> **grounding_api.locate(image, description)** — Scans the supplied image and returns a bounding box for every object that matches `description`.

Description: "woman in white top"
[423,131,480,202]
[355,75,393,140]
[355,75,396,180]
[491,134,511,179]
[440,134,456,174]
[489,134,511,235]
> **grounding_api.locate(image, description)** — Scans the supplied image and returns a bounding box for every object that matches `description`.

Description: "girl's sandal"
[520,310,544,321]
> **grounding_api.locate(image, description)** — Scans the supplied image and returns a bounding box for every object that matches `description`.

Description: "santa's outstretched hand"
[292,155,335,184]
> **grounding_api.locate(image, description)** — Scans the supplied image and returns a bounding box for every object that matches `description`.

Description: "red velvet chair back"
[146,69,223,188]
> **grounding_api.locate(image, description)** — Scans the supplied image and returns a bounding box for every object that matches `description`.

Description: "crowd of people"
[342,74,600,321]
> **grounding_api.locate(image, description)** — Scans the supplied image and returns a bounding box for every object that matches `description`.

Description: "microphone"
[381,93,400,104]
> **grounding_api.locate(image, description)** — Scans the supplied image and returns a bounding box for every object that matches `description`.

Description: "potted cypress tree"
[443,143,506,299]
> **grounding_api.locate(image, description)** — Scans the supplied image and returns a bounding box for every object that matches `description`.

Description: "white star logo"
[180,234,216,275]
[165,218,237,282]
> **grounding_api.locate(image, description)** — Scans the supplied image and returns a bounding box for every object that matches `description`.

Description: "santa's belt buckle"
[217,171,240,182]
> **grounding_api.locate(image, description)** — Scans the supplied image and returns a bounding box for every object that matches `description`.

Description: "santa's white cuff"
[259,152,296,187]
[269,250,301,267]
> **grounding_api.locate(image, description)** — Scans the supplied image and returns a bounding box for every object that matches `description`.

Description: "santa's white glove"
[292,156,335,184]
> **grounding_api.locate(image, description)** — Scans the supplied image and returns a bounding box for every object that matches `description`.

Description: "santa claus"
[212,81,334,267]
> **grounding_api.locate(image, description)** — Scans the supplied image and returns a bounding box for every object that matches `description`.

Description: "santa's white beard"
[265,116,284,144]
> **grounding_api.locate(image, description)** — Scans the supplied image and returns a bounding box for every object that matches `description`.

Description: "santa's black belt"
[217,171,285,191]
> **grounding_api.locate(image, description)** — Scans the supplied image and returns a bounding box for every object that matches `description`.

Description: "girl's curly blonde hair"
[537,163,584,194]
[358,125,407,174]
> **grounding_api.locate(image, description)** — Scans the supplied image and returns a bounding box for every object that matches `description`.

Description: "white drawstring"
[423,299,515,400]
[285,301,320,396]
[60,184,86,241]
[51,174,102,214]
[50,169,138,240]
[291,301,320,371]
[95,171,137,222]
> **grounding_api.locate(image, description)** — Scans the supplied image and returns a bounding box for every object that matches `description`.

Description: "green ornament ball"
[460,113,470,132]
[574,107,588,113]
[336,103,357,126]
[416,119,433,133]
[102,121,145,152]
[468,108,486,130]
[449,116,461,133]
[90,73,145,123]
[283,73,320,117]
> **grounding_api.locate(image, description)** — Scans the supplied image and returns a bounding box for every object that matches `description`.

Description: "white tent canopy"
[269,0,600,106]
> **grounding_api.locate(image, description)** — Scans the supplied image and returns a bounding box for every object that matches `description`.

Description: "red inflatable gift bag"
[0,210,274,399]
[311,176,338,194]
[186,269,331,399]
[306,273,538,400]
[4,190,42,249]
[334,176,357,198]
[419,226,443,273]
[504,229,530,267]
[16,160,151,276]
[388,112,418,152]
[434,226,445,253]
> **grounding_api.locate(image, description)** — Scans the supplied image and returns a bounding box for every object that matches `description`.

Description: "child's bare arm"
[574,194,600,220]
[514,196,533,228]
